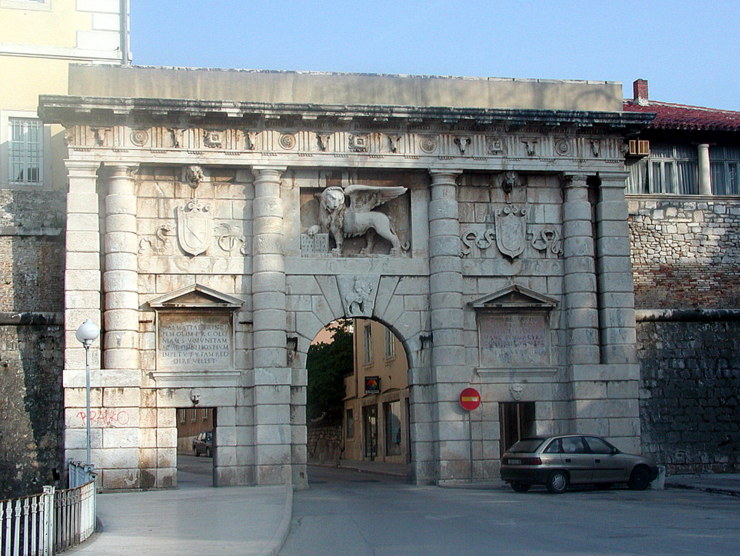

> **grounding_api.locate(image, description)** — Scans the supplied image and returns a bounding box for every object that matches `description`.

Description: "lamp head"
[75,319,100,348]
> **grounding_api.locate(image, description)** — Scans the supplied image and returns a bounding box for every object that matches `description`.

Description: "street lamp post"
[76,319,100,465]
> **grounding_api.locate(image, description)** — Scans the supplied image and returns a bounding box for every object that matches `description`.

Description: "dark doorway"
[363,404,378,460]
[499,402,535,456]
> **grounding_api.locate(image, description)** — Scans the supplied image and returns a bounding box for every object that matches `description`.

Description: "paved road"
[280,466,740,556]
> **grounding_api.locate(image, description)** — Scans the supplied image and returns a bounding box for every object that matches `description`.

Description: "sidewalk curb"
[667,483,740,497]
[261,484,293,556]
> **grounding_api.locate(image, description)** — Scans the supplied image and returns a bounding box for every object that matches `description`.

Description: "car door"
[584,436,625,482]
[559,436,593,484]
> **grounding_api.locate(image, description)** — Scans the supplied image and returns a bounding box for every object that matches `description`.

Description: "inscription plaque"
[478,312,550,367]
[158,313,232,370]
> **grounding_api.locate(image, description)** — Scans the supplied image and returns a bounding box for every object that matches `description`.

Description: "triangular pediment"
[149,284,243,309]
[468,284,558,309]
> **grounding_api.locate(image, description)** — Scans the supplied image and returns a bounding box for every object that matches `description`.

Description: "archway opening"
[306,318,410,482]
[176,407,216,487]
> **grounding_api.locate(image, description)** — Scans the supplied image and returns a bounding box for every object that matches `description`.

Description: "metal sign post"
[459,388,481,482]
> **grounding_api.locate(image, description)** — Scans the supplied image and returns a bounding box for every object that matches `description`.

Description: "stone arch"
[287,276,430,487]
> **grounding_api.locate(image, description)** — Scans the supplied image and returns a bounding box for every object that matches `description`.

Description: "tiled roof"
[623,100,740,131]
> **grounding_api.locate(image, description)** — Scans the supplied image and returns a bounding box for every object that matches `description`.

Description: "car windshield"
[507,438,545,453]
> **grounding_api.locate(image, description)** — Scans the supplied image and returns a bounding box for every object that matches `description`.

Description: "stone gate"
[40,66,652,490]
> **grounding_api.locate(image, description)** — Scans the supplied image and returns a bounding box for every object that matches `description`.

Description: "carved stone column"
[562,174,600,367]
[427,169,466,482]
[103,163,140,370]
[251,166,291,485]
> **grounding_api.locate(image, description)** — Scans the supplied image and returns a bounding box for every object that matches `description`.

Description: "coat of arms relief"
[138,165,246,261]
[459,172,563,260]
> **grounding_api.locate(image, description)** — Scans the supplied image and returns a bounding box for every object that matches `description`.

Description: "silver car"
[500,434,658,493]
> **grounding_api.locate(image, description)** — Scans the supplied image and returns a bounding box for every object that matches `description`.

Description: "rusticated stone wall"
[637,317,739,473]
[0,189,65,497]
[628,197,740,309]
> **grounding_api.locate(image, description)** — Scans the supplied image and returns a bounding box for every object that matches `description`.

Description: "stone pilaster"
[103,164,140,371]
[596,173,636,365]
[697,143,712,195]
[427,169,466,482]
[250,166,292,485]
[64,160,102,372]
[562,174,599,367]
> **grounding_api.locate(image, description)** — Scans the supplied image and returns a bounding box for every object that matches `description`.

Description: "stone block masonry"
[637,317,739,474]
[631,195,739,474]
[628,196,739,309]
[1,188,66,498]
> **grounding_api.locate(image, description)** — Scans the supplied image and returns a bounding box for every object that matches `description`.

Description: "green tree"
[306,320,353,423]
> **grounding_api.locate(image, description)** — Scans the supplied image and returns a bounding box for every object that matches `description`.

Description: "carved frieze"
[454,135,471,155]
[349,134,368,152]
[279,133,296,150]
[130,129,149,147]
[64,123,623,161]
[203,131,222,148]
[486,136,504,155]
[419,136,437,153]
[316,133,331,151]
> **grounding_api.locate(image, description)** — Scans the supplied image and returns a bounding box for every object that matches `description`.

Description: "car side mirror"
[612,447,619,455]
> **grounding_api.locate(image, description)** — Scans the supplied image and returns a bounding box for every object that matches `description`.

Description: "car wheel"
[546,470,568,494]
[510,482,531,493]
[628,467,651,490]
[193,447,199,457]
[206,447,212,458]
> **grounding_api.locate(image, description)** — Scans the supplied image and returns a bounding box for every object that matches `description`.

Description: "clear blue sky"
[131,0,739,110]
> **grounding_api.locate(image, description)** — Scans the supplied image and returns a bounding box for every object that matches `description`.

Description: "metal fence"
[0,462,96,555]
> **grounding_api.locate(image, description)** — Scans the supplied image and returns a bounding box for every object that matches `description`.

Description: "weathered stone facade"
[0,189,66,497]
[629,196,740,473]
[36,66,653,490]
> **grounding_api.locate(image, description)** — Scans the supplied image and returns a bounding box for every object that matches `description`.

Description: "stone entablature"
[41,83,650,490]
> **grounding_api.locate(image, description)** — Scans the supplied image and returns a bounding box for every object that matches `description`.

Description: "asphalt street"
[280,466,740,556]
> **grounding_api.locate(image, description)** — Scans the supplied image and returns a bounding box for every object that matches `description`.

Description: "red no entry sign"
[459,388,481,411]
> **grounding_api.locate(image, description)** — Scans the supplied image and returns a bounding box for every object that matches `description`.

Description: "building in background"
[343,319,409,464]
[623,79,739,474]
[0,0,129,497]
[176,407,215,454]
[624,79,739,196]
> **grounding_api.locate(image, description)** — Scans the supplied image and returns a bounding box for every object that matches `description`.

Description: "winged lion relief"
[306,184,409,256]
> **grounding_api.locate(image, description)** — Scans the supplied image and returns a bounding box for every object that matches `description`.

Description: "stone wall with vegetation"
[0,189,66,497]
[629,196,739,474]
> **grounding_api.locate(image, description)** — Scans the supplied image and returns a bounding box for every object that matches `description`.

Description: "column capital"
[560,173,590,188]
[428,169,463,184]
[596,171,630,187]
[64,159,101,176]
[104,162,140,176]
[252,166,287,180]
